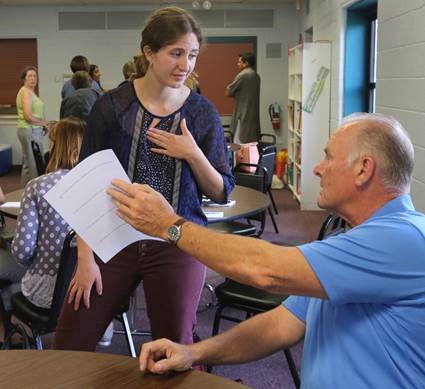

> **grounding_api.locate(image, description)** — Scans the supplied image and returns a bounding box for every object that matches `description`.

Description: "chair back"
[234,163,267,194]
[257,133,277,154]
[234,163,268,236]
[223,130,233,144]
[49,230,77,324]
[31,141,46,176]
[257,151,276,190]
[317,214,346,241]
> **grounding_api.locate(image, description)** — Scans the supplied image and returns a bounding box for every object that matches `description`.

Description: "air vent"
[106,11,150,30]
[58,9,273,31]
[192,10,225,28]
[266,43,282,58]
[59,12,106,30]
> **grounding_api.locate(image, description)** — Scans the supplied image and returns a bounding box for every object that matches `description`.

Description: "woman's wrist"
[185,144,203,165]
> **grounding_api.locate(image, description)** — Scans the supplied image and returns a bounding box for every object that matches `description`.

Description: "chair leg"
[204,282,216,308]
[283,348,300,389]
[211,306,224,337]
[268,188,279,215]
[2,323,31,349]
[34,333,43,350]
[120,312,137,358]
[268,207,280,233]
[207,305,226,373]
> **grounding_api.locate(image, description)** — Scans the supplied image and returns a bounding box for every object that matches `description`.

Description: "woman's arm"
[22,87,47,127]
[66,95,113,310]
[0,187,5,204]
[67,236,103,310]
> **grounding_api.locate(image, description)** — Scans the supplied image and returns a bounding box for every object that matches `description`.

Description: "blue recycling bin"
[0,144,12,176]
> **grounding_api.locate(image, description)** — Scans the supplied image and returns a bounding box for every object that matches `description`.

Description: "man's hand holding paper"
[44,149,159,263]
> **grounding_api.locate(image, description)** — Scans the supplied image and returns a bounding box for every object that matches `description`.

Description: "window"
[0,39,38,115]
[343,0,377,115]
[368,18,378,112]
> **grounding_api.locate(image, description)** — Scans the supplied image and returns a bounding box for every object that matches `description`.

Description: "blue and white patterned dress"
[11,169,72,308]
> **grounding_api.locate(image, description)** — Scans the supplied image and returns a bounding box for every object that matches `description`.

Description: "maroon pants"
[53,240,206,351]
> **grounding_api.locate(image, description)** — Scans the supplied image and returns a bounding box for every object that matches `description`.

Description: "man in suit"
[226,52,261,144]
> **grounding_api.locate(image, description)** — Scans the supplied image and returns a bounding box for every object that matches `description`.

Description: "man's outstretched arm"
[139,305,305,374]
[108,181,325,298]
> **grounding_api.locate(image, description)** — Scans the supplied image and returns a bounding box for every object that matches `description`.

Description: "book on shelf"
[294,102,302,131]
[297,105,302,131]
[287,103,294,129]
[295,141,302,165]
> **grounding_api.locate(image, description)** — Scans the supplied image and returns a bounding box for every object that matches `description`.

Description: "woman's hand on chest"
[147,118,202,163]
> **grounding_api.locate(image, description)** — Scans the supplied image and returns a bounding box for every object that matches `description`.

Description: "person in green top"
[16,66,49,186]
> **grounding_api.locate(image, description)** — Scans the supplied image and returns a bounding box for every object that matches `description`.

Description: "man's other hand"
[139,338,195,374]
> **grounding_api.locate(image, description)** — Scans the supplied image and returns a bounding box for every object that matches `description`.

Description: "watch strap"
[174,218,187,228]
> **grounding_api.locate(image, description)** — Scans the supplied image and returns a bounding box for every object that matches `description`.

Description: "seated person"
[0,186,25,336]
[0,186,25,283]
[108,113,425,387]
[11,117,85,309]
[60,71,100,123]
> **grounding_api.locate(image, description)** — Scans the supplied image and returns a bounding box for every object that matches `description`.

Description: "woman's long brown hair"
[46,117,85,173]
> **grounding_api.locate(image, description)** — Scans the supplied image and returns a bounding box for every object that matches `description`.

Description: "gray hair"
[343,113,414,194]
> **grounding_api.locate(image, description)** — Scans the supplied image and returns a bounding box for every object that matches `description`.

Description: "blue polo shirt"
[284,195,425,388]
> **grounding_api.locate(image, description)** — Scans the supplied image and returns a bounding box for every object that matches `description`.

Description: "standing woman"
[16,66,48,186]
[53,6,234,351]
[89,64,106,93]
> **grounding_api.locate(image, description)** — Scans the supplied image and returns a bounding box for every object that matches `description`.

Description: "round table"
[0,350,248,388]
[3,186,270,224]
[204,185,270,223]
[1,189,22,219]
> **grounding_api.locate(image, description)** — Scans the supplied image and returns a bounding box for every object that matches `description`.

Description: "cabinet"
[287,42,331,210]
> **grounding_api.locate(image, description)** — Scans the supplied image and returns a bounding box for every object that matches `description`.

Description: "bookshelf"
[287,42,331,210]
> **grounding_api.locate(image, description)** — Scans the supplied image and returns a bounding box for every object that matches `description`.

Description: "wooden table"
[0,350,248,388]
[204,185,270,223]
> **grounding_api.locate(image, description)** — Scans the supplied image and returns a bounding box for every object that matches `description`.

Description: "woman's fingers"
[74,288,84,310]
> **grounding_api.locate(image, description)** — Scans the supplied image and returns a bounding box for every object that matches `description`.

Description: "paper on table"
[204,211,224,220]
[202,199,236,207]
[44,149,159,263]
[0,202,20,209]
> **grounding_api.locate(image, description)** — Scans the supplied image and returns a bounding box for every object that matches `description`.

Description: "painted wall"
[298,0,425,211]
[0,3,299,163]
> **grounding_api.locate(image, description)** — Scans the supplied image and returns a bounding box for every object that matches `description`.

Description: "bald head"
[342,113,414,194]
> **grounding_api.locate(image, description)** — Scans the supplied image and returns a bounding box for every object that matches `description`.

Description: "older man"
[108,113,425,388]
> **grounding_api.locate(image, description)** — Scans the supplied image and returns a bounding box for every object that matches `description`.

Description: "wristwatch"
[167,218,187,244]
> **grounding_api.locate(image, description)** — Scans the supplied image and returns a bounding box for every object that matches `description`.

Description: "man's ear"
[354,156,375,187]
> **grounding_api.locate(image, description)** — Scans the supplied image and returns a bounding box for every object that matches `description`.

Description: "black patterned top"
[79,81,234,226]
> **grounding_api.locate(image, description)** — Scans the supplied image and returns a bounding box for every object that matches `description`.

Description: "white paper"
[202,199,236,208]
[0,202,20,209]
[204,211,224,220]
[44,149,158,263]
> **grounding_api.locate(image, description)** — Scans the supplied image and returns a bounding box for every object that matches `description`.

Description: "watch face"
[168,225,180,242]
